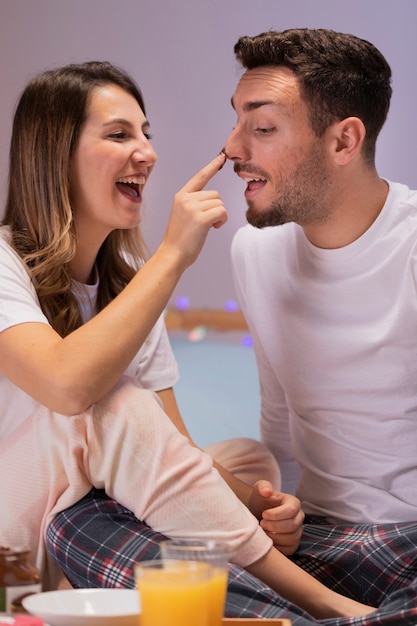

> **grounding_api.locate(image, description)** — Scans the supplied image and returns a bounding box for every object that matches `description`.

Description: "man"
[47,28,417,624]
[225,27,417,616]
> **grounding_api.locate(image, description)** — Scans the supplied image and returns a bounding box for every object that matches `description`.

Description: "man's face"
[225,66,334,228]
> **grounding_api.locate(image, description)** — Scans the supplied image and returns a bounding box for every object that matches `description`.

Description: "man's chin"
[246,205,263,228]
[246,206,285,229]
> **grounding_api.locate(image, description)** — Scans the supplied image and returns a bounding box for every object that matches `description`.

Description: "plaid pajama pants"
[46,489,417,626]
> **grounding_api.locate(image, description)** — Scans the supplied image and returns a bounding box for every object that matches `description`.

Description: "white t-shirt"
[0,226,179,440]
[231,181,417,524]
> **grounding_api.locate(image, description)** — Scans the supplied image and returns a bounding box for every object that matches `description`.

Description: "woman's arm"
[247,546,375,619]
[135,387,375,620]
[157,387,304,556]
[0,155,226,416]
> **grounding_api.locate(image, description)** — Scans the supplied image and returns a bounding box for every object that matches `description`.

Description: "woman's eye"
[108,129,153,141]
[109,131,127,140]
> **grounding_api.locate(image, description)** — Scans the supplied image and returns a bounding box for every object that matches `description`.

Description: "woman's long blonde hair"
[2,61,148,336]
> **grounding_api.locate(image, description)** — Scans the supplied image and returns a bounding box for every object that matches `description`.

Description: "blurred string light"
[241,334,253,348]
[188,325,207,342]
[176,296,239,312]
[173,294,252,347]
[224,298,253,348]
[175,295,190,311]
[224,299,239,312]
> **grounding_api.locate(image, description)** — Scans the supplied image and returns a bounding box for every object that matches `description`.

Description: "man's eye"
[144,132,153,141]
[256,127,275,135]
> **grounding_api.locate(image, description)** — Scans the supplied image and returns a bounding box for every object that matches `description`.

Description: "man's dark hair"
[234,28,392,164]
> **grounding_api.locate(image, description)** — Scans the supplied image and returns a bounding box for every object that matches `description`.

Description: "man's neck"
[302,174,389,250]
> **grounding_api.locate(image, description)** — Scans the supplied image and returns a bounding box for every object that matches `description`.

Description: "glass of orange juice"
[135,559,211,626]
[159,539,230,626]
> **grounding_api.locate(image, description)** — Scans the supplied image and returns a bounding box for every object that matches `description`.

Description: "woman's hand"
[248,480,305,555]
[0,153,227,416]
[161,152,227,269]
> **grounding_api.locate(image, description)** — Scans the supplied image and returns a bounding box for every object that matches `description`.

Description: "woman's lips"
[116,181,142,202]
[115,174,146,202]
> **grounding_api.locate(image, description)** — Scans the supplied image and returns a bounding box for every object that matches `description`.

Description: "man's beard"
[246,143,333,229]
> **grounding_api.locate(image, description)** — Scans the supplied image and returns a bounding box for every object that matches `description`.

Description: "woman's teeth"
[117,175,146,185]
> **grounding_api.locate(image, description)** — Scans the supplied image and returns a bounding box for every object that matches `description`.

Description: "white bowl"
[22,588,140,626]
[0,618,52,626]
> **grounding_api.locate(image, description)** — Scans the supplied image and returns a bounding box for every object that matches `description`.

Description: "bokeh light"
[188,325,207,342]
[175,295,190,311]
[241,334,253,348]
[224,299,239,312]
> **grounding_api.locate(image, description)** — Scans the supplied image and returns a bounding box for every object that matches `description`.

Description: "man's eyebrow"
[230,97,281,112]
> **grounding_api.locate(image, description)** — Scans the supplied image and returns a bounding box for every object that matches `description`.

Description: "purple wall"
[1,0,416,308]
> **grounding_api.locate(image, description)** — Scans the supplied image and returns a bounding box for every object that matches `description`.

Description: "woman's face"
[70,84,157,242]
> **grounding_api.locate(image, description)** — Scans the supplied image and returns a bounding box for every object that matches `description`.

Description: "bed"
[167,312,261,448]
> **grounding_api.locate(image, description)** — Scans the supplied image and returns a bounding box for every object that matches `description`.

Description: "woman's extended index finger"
[181,152,226,193]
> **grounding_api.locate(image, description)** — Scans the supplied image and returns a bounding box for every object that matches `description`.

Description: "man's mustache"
[234,163,268,179]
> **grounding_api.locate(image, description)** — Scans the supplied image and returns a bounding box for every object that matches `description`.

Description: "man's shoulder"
[232,222,290,246]
[387,180,417,207]
[232,222,296,259]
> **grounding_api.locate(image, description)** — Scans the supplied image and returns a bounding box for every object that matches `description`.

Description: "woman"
[0,61,373,619]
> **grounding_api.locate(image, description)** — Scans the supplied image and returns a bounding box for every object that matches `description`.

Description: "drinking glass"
[160,539,230,626]
[135,559,212,626]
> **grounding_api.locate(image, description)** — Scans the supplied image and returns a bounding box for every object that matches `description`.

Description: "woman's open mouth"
[116,175,146,201]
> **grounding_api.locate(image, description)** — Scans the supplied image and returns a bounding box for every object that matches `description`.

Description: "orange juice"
[135,560,211,626]
[209,567,228,626]
[159,539,230,626]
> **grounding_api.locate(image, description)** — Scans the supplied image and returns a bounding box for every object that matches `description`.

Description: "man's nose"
[224,126,246,162]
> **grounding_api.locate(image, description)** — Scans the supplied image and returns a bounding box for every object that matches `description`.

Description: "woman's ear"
[330,117,366,165]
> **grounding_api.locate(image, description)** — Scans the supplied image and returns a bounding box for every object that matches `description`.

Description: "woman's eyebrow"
[103,118,133,127]
[102,118,151,131]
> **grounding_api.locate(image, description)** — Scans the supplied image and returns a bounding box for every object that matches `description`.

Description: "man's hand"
[248,480,305,555]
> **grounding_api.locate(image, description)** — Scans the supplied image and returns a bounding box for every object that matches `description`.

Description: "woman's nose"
[133,139,157,166]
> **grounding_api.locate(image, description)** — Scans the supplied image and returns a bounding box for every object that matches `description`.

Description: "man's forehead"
[231,66,300,111]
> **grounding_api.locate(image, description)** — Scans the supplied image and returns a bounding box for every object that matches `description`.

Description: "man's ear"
[330,117,366,165]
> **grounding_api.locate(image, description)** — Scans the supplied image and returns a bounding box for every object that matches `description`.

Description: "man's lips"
[237,173,267,195]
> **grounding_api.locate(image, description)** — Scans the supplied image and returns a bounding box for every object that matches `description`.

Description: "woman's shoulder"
[0,225,23,264]
[0,224,11,242]
[0,225,33,286]
[0,225,18,261]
